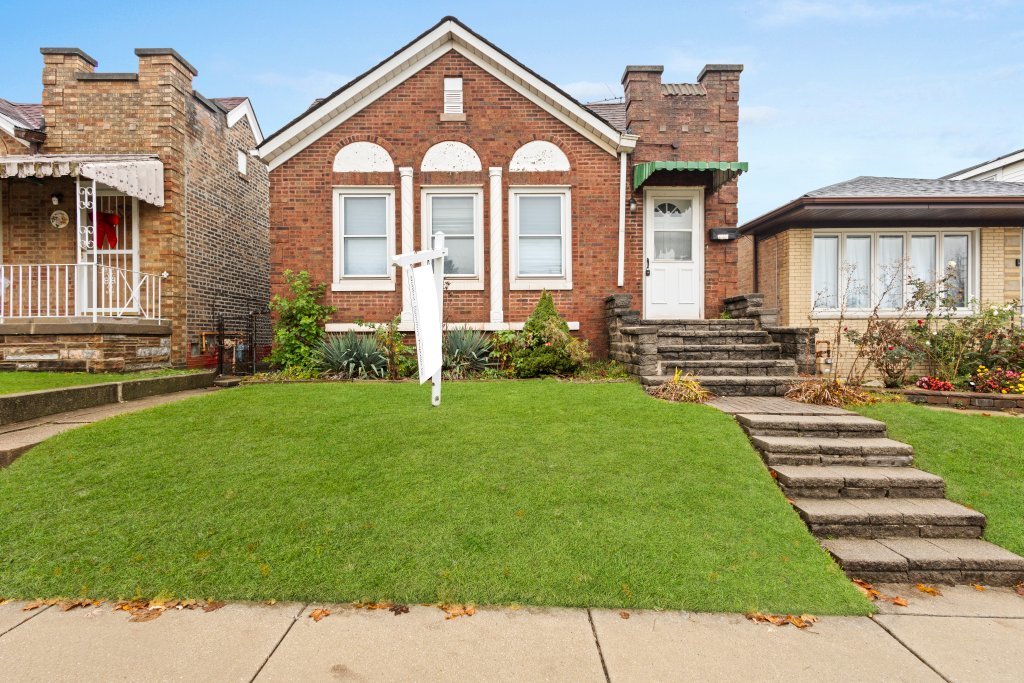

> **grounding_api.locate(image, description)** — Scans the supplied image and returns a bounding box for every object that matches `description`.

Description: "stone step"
[770,465,945,499]
[821,538,1024,586]
[656,330,773,345]
[791,497,986,539]
[660,359,798,377]
[641,375,796,396]
[752,435,914,466]
[641,318,757,330]
[657,343,783,361]
[737,413,887,438]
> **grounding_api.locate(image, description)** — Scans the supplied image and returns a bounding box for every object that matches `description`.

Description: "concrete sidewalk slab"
[255,604,605,682]
[591,610,941,682]
[0,601,302,682]
[873,584,1024,617]
[875,615,1024,682]
[0,602,46,636]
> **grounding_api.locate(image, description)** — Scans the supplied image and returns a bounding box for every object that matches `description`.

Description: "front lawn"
[0,369,196,395]
[857,402,1024,556]
[0,381,868,614]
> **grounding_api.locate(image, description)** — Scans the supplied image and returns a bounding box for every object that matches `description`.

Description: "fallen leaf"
[59,599,102,612]
[619,611,630,620]
[353,601,393,611]
[621,583,633,599]
[745,612,787,626]
[1014,583,1024,598]
[202,601,226,613]
[265,599,278,606]
[852,579,882,601]
[915,584,942,597]
[128,608,164,623]
[389,604,410,616]
[309,608,331,622]
[440,604,476,620]
[785,614,818,629]
[972,584,986,592]
[891,597,909,607]
[22,599,58,611]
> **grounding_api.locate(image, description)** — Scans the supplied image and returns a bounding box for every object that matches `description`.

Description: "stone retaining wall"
[894,387,1024,412]
[0,323,172,372]
[605,294,657,376]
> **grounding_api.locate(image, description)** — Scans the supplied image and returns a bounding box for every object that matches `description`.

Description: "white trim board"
[326,321,580,333]
[946,149,1024,180]
[0,113,33,148]
[225,98,264,144]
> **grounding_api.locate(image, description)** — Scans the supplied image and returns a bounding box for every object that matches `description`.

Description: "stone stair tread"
[642,375,795,386]
[822,538,1024,572]
[657,343,782,352]
[791,497,986,526]
[662,359,797,368]
[771,465,944,488]
[752,435,913,455]
[737,414,885,432]
[657,329,770,338]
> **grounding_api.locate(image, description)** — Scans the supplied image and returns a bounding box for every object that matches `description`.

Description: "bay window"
[811,229,975,313]
[421,187,483,289]
[509,187,572,290]
[333,187,396,291]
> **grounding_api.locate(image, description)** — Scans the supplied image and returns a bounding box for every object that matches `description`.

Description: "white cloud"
[740,105,779,124]
[561,80,620,102]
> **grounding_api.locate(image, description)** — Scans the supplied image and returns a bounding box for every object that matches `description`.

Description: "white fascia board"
[0,114,32,148]
[226,98,264,144]
[947,150,1024,180]
[326,320,580,333]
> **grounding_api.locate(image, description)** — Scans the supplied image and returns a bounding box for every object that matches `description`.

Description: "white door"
[643,189,703,319]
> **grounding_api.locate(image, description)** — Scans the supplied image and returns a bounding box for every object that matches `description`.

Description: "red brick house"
[260,17,745,356]
[0,47,269,370]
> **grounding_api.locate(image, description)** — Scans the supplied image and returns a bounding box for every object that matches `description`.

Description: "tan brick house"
[738,176,1024,375]
[260,17,746,356]
[0,47,270,370]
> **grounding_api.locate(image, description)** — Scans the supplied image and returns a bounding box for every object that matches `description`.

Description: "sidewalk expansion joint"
[869,615,952,683]
[587,609,611,683]
[0,603,53,640]
[248,602,307,683]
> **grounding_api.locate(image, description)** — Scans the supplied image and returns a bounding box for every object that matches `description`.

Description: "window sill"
[510,277,572,291]
[444,278,484,291]
[332,279,396,292]
[326,321,581,333]
[810,309,974,320]
[439,113,466,122]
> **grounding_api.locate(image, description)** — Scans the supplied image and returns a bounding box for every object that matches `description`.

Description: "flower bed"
[890,386,1024,412]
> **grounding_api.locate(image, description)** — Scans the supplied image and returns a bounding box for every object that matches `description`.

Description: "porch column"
[489,166,503,324]
[399,166,414,326]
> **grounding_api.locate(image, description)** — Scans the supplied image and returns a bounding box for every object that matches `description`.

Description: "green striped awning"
[633,161,749,190]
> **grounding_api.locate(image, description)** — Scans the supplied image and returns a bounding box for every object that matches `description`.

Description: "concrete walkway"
[1,586,1022,681]
[0,388,216,465]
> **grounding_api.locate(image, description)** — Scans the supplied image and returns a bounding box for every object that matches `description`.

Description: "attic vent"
[443,77,463,115]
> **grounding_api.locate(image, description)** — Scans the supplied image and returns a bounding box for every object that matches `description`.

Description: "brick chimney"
[621,65,663,129]
[40,48,98,148]
[697,64,743,137]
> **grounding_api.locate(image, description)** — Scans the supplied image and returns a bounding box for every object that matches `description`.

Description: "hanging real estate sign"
[409,263,443,384]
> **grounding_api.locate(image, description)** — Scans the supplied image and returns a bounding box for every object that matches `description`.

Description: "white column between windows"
[489,166,504,324]
[399,166,414,326]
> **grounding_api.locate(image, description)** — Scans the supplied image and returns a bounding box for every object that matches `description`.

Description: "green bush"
[523,290,569,340]
[513,292,590,378]
[365,316,416,379]
[268,271,335,371]
[318,332,387,378]
[443,327,491,379]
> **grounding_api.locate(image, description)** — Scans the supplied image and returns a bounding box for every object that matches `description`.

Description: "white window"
[443,77,463,115]
[509,187,572,290]
[811,229,976,314]
[237,150,247,175]
[421,187,483,290]
[332,187,396,291]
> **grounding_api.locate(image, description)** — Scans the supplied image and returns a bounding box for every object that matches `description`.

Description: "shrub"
[906,302,1018,383]
[845,319,922,388]
[363,316,415,379]
[268,271,335,371]
[514,293,589,378]
[523,290,569,340]
[647,370,712,403]
[489,330,525,376]
[318,332,387,378]
[786,378,873,407]
[443,327,491,379]
[915,376,955,392]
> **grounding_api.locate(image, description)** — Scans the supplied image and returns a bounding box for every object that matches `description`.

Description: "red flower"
[917,319,923,325]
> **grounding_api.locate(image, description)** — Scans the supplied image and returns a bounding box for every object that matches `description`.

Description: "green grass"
[0,369,196,395]
[857,402,1024,556]
[0,381,869,614]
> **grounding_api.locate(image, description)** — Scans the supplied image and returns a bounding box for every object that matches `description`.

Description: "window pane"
[344,237,387,275]
[812,236,838,308]
[519,196,561,235]
[344,196,386,236]
[654,231,692,261]
[878,235,904,308]
[431,196,474,236]
[943,235,969,307]
[910,235,936,285]
[443,236,475,275]
[519,236,562,275]
[844,236,871,308]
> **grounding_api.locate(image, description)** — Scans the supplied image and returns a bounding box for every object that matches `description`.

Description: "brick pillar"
[39,48,98,152]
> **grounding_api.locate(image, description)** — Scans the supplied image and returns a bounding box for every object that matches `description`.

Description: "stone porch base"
[0,319,173,372]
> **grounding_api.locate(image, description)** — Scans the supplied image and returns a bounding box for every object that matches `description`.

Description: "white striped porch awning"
[0,154,164,207]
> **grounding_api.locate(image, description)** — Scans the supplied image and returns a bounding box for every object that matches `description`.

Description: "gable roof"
[584,101,626,132]
[0,99,42,130]
[213,97,264,144]
[942,147,1024,180]
[741,176,1024,236]
[258,16,636,169]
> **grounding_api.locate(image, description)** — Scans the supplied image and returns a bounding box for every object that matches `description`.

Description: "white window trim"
[237,150,247,175]
[332,186,396,292]
[509,186,572,291]
[810,228,979,318]
[420,185,484,290]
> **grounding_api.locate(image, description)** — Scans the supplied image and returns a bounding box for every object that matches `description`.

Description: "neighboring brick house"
[260,17,746,356]
[0,47,269,370]
[738,176,1024,376]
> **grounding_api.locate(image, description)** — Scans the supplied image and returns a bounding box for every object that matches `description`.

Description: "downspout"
[617,151,626,287]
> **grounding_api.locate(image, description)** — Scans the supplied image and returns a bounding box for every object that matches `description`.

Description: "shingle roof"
[805,176,1024,198]
[661,83,706,96]
[212,97,247,112]
[0,99,43,130]
[584,101,626,132]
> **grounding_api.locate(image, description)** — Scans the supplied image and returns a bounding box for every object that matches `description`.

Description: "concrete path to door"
[1,586,1023,681]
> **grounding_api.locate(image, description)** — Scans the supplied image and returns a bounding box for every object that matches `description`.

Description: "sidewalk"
[1,585,1022,681]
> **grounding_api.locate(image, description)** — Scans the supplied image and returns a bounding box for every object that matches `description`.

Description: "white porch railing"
[0,263,165,323]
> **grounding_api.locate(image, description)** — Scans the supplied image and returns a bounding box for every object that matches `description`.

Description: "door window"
[652,201,692,261]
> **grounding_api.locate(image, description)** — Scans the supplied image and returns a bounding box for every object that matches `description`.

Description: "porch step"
[640,375,796,396]
[770,465,945,499]
[821,538,1024,585]
[736,413,886,438]
[659,359,797,377]
[791,497,985,539]
[657,343,783,361]
[656,330,773,344]
[640,319,757,330]
[751,435,914,466]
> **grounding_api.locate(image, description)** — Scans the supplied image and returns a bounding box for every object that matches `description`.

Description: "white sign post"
[392,232,447,406]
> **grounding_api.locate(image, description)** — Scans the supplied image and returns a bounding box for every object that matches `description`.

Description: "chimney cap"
[697,64,744,81]
[134,48,198,76]
[620,65,664,84]
[39,47,98,67]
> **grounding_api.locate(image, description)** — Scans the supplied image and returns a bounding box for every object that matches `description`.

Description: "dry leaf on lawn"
[202,601,226,612]
[128,608,164,623]
[389,604,410,616]
[309,608,331,622]
[22,599,58,611]
[852,579,882,601]
[619,611,630,620]
[440,604,476,620]
[915,584,942,597]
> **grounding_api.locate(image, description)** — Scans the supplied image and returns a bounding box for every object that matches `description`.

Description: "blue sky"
[2,0,1020,221]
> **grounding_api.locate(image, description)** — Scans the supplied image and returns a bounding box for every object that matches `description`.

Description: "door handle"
[645,258,651,277]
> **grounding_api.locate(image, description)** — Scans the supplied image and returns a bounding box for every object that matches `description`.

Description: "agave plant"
[318,332,387,378]
[443,326,492,379]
